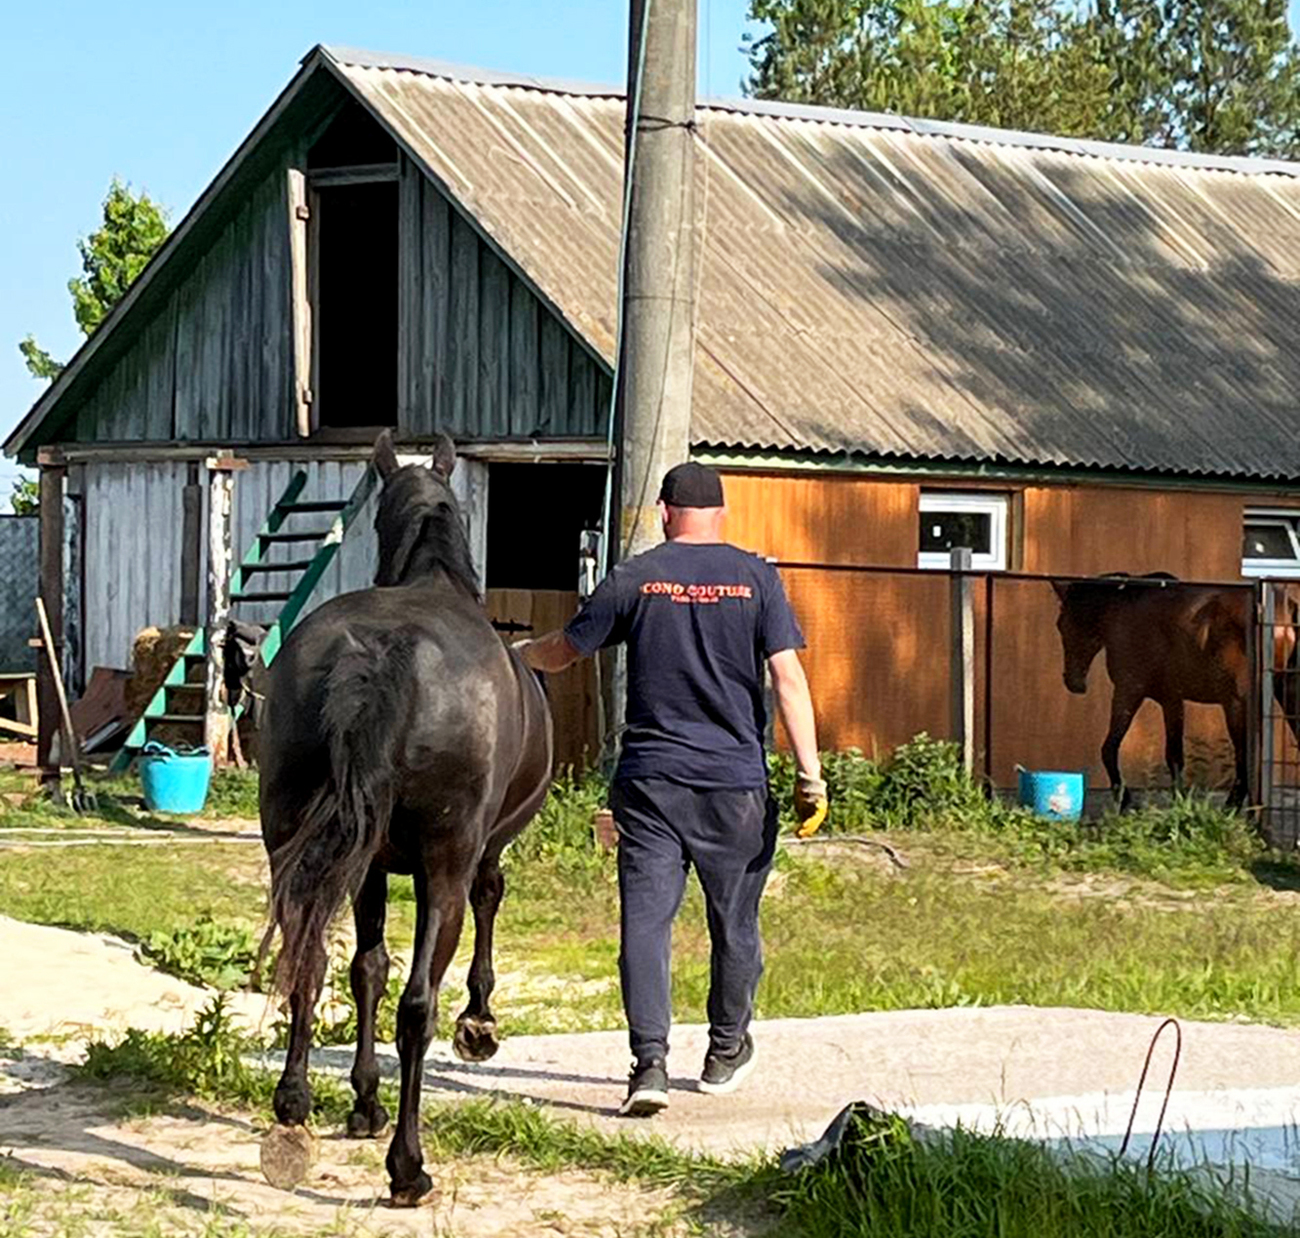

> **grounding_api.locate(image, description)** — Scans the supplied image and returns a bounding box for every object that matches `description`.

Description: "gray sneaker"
[699,1034,756,1096]
[619,1058,669,1117]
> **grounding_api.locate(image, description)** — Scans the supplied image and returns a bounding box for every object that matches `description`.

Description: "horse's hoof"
[260,1122,317,1190]
[347,1104,391,1139]
[453,1016,499,1063]
[388,1172,437,1209]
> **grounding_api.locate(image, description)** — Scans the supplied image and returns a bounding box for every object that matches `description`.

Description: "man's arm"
[514,630,584,674]
[769,648,828,836]
[768,649,821,779]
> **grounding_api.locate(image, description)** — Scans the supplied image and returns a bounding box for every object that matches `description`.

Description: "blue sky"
[0,0,755,492]
[2,0,1298,497]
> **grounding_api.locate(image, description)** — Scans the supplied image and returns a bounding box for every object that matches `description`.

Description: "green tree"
[21,178,170,381]
[8,478,38,516]
[1093,0,1300,155]
[744,0,1300,156]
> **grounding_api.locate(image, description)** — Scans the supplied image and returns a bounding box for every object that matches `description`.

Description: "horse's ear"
[1051,580,1069,603]
[430,433,456,480]
[373,430,400,481]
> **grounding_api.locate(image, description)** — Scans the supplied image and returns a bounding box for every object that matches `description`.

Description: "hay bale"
[125,625,197,719]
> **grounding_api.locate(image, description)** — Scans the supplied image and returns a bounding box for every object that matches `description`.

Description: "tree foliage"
[8,478,39,516]
[21,178,170,381]
[744,0,1300,157]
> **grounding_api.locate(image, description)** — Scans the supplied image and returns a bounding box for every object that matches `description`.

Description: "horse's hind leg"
[273,954,326,1127]
[387,870,468,1208]
[263,950,327,1188]
[347,864,391,1138]
[454,856,505,1063]
[1160,697,1186,793]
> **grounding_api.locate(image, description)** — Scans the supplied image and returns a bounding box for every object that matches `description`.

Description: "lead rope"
[1118,1017,1183,1173]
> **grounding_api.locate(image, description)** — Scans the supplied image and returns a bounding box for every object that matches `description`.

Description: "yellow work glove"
[793,772,829,839]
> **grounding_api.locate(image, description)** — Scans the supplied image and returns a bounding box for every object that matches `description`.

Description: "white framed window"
[918,492,1008,572]
[1243,509,1300,577]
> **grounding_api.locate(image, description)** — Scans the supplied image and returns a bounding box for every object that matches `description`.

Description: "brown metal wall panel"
[721,471,919,567]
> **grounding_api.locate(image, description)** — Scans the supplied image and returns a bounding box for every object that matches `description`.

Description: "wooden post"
[205,455,245,762]
[612,0,697,563]
[949,547,976,774]
[36,449,65,786]
[180,461,202,626]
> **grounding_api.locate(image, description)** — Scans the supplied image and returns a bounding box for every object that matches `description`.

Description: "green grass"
[5,741,1300,1036]
[0,841,264,940]
[70,1002,1291,1237]
[0,766,260,829]
[773,1114,1285,1238]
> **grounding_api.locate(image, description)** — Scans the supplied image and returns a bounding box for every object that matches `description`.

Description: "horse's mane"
[375,471,481,599]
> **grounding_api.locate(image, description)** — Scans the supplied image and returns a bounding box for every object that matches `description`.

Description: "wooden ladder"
[110,465,378,772]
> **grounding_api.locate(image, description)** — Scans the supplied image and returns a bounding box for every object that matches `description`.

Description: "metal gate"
[1257,580,1300,848]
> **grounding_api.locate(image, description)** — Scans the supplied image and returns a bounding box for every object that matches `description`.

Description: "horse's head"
[371,430,478,594]
[1052,580,1104,695]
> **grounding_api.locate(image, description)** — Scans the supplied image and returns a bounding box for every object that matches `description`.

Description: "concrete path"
[334,1007,1300,1162]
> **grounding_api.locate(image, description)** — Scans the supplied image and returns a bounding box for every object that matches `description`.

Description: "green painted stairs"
[110,464,378,772]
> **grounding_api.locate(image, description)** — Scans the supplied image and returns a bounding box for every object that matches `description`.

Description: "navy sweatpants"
[610,777,778,1064]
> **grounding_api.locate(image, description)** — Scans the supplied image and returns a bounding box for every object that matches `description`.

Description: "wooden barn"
[9,45,1300,788]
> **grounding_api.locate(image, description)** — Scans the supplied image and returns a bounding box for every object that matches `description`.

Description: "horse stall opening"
[484,461,606,773]
[772,562,1261,814]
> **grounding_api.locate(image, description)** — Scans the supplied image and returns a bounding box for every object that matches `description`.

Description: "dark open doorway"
[314,181,398,429]
[486,463,606,590]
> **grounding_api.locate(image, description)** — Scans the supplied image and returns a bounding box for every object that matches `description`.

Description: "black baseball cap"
[658,462,725,509]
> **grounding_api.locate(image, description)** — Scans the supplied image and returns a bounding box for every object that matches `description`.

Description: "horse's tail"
[265,628,414,997]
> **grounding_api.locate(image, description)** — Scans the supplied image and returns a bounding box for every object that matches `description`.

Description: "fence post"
[950,547,975,774]
[1261,581,1276,840]
[36,448,65,789]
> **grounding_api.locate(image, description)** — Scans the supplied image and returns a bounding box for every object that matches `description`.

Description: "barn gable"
[6,48,612,462]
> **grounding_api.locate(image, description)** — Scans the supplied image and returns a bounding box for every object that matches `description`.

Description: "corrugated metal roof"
[326,45,1300,481]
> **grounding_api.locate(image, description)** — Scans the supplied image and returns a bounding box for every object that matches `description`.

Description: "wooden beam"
[287,168,313,438]
[307,162,400,186]
[36,453,65,783]
[56,438,613,464]
[180,460,203,625]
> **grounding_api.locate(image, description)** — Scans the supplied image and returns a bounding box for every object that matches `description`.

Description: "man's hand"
[793,770,828,838]
[512,630,583,674]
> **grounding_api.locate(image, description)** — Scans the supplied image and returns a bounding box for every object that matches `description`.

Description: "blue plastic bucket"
[1017,770,1085,821]
[139,742,213,814]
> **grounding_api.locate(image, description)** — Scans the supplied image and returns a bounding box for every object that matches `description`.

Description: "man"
[516,462,827,1116]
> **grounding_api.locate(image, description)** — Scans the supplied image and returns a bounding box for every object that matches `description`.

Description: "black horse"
[259,431,552,1206]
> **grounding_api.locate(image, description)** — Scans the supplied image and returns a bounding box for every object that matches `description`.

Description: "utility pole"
[612,0,697,564]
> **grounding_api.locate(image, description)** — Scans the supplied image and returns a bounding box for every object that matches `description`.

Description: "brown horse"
[1052,574,1266,807]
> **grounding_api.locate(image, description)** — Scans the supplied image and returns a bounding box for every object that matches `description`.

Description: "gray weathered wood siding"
[76,455,489,672]
[79,459,372,668]
[59,159,609,448]
[398,162,611,440]
[71,167,296,445]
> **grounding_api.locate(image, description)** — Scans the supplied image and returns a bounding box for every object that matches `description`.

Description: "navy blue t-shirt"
[564,541,805,789]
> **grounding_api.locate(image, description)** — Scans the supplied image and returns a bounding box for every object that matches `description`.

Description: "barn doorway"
[307,98,399,431]
[313,182,398,429]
